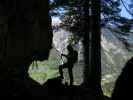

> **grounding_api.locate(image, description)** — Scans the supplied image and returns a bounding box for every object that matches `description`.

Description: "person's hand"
[61,54,65,57]
[61,54,64,57]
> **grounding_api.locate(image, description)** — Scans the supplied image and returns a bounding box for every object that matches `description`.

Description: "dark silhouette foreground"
[0,0,52,96]
[111,57,133,100]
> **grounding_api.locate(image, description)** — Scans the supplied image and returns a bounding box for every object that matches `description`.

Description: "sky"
[120,0,132,19]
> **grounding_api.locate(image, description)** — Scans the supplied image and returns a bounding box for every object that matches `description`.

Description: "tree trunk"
[83,0,103,98]
[0,0,53,79]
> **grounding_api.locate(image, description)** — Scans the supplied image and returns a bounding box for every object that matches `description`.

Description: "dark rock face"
[0,0,53,96]
[0,0,52,76]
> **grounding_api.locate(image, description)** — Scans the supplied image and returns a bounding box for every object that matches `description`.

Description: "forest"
[0,0,133,99]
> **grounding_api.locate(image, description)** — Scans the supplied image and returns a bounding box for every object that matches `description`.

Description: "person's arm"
[61,54,68,58]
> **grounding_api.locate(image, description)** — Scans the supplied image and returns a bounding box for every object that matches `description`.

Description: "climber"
[59,44,78,86]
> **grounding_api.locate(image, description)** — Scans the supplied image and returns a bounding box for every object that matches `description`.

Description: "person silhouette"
[59,45,78,86]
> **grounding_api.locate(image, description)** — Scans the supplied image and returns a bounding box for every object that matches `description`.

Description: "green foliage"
[28,49,60,84]
[50,0,85,34]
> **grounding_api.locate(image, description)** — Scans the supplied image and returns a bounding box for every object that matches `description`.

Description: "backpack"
[72,50,78,63]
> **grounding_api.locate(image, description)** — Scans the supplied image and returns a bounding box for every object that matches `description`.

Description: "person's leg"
[68,66,73,86]
[59,63,68,79]
[59,65,64,79]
